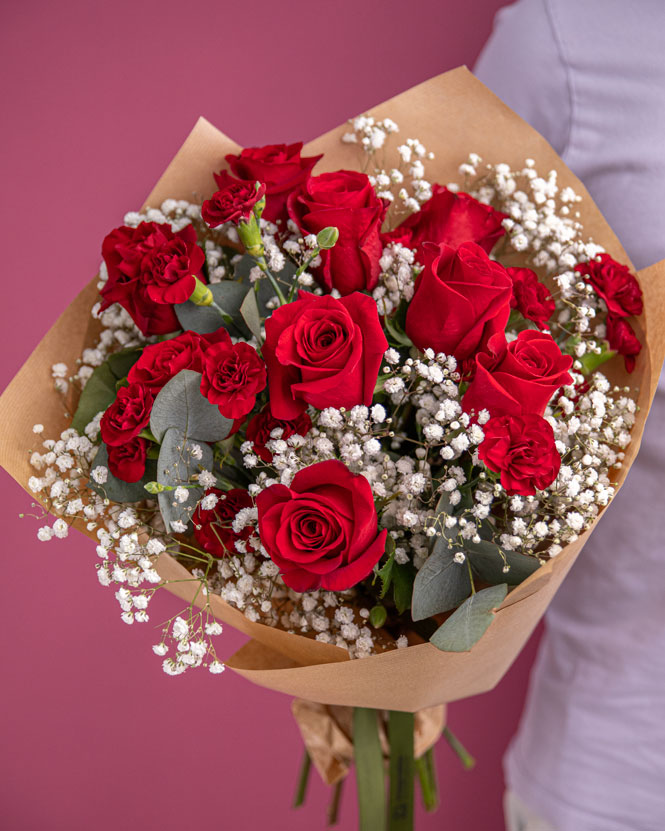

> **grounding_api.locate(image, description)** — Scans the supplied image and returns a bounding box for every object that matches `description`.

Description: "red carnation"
[507,267,555,329]
[202,171,266,228]
[223,143,322,225]
[246,405,312,463]
[256,460,387,592]
[200,335,267,419]
[107,436,149,483]
[479,414,561,496]
[193,488,254,557]
[607,314,642,373]
[576,254,643,318]
[100,383,154,447]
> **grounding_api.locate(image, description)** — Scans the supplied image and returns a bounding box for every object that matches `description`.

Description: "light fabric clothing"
[505,790,556,831]
[475,2,665,830]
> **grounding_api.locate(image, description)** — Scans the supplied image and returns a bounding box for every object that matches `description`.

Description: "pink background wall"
[0,2,545,828]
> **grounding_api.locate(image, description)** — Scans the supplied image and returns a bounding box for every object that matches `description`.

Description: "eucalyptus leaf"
[88,444,157,503]
[149,369,233,444]
[106,347,141,379]
[466,538,542,586]
[234,254,298,312]
[157,426,213,531]
[429,584,508,652]
[411,541,472,621]
[239,288,263,342]
[175,280,249,336]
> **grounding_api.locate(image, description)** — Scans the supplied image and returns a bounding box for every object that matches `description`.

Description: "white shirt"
[475,2,665,828]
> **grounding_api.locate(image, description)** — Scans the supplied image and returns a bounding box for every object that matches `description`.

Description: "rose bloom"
[405,241,513,367]
[607,314,642,372]
[193,488,254,557]
[222,142,322,225]
[463,329,573,418]
[256,459,387,592]
[107,436,149,483]
[100,222,205,336]
[287,170,387,295]
[200,331,266,419]
[507,266,555,329]
[383,185,506,262]
[479,413,561,496]
[246,405,312,463]
[576,253,643,318]
[100,383,154,447]
[128,329,230,392]
[262,290,388,420]
[201,171,266,227]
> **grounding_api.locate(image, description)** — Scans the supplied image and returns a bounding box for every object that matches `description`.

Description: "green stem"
[415,748,439,813]
[293,750,312,808]
[353,708,387,831]
[327,779,344,826]
[388,711,415,831]
[210,300,235,327]
[443,726,476,770]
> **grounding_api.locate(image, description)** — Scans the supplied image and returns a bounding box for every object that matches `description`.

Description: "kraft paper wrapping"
[2,68,664,711]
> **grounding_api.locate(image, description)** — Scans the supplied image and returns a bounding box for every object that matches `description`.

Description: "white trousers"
[504,790,556,831]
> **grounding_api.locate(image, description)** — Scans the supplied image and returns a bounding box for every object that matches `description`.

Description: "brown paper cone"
[2,67,664,710]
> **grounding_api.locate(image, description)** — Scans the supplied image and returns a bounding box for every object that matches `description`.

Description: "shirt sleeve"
[473,0,572,159]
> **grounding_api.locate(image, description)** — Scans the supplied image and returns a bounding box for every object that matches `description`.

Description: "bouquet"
[2,68,664,829]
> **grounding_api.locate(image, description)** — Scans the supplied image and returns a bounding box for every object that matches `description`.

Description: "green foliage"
[466,538,541,585]
[411,541,471,621]
[239,287,263,342]
[149,369,233,444]
[429,584,508,652]
[156,425,213,531]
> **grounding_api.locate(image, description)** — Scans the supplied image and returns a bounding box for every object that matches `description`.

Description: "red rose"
[100,383,154,446]
[576,254,643,318]
[246,405,312,463]
[607,314,641,373]
[463,330,573,418]
[200,336,267,419]
[222,143,322,225]
[479,414,561,496]
[405,241,513,366]
[127,329,229,392]
[107,436,149,483]
[262,291,388,420]
[507,267,555,329]
[100,222,205,336]
[256,459,387,592]
[193,488,254,557]
[383,185,506,262]
[202,171,267,228]
[287,170,387,295]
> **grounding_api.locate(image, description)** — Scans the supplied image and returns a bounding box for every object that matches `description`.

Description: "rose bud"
[287,170,388,295]
[256,459,387,592]
[463,329,573,419]
[405,240,513,367]
[479,413,561,496]
[262,290,388,419]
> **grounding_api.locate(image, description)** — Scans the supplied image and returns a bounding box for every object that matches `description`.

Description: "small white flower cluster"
[373,244,420,316]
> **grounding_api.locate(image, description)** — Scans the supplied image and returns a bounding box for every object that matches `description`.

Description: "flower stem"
[293,749,312,808]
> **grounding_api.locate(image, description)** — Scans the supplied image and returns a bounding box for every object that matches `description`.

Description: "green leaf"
[71,363,118,434]
[378,535,396,598]
[156,425,213,531]
[150,369,233,444]
[239,288,263,342]
[411,541,471,621]
[353,709,387,831]
[106,347,141,379]
[88,444,157,503]
[392,562,416,615]
[234,254,297,311]
[388,710,415,830]
[466,538,542,586]
[384,314,413,348]
[174,281,249,336]
[429,584,508,652]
